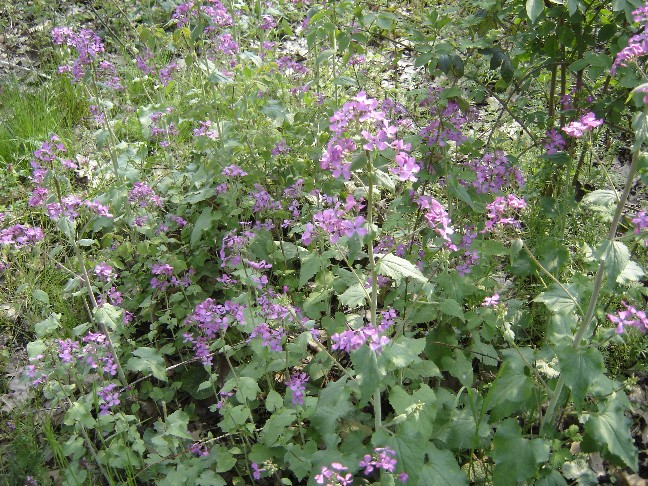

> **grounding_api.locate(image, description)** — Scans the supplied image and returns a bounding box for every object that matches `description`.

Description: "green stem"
[541,148,640,433]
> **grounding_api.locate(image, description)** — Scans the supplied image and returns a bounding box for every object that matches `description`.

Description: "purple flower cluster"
[150,264,193,291]
[562,112,603,138]
[128,182,164,209]
[321,91,419,183]
[314,463,353,486]
[612,4,648,74]
[249,323,286,352]
[219,229,256,268]
[285,371,309,405]
[94,262,116,282]
[149,109,178,147]
[193,120,220,140]
[53,332,118,377]
[276,56,309,75]
[544,129,567,155]
[251,462,265,480]
[173,0,232,30]
[359,447,398,475]
[271,140,290,156]
[97,383,120,415]
[331,309,397,354]
[632,211,648,246]
[462,151,525,194]
[184,299,245,365]
[52,27,105,82]
[189,442,210,457]
[607,302,648,334]
[419,87,476,148]
[483,194,527,232]
[414,195,457,250]
[0,224,44,249]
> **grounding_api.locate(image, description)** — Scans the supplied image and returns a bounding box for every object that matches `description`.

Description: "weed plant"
[0,0,647,485]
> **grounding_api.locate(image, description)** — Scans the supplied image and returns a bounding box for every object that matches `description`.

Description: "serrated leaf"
[581,395,638,469]
[534,283,580,315]
[526,0,544,22]
[299,251,320,288]
[126,347,168,381]
[261,100,293,126]
[557,345,605,409]
[618,260,645,283]
[162,410,193,440]
[441,349,473,387]
[312,377,354,434]
[486,355,538,420]
[439,298,465,322]
[266,390,283,412]
[35,313,61,337]
[350,346,383,405]
[419,443,468,486]
[493,419,550,485]
[376,253,428,283]
[191,207,214,249]
[32,289,49,305]
[593,240,630,286]
[262,409,296,445]
[339,283,367,308]
[383,336,425,369]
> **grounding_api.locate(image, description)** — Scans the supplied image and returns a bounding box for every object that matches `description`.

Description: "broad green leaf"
[376,253,428,283]
[197,471,226,486]
[32,289,49,305]
[265,390,284,412]
[581,395,638,470]
[436,405,491,449]
[261,100,293,126]
[593,240,630,286]
[284,441,317,481]
[262,409,296,445]
[299,251,321,287]
[34,313,61,337]
[632,111,648,150]
[617,260,645,284]
[162,410,193,440]
[350,346,383,405]
[235,377,261,403]
[383,336,425,369]
[441,349,473,387]
[339,283,367,308]
[556,345,605,409]
[493,419,550,485]
[439,298,465,322]
[64,400,96,428]
[312,377,354,434]
[526,0,544,22]
[191,207,215,249]
[581,190,617,220]
[379,432,426,484]
[537,470,569,486]
[486,356,538,420]
[534,283,580,315]
[94,304,121,332]
[389,384,436,439]
[126,347,168,382]
[418,443,468,486]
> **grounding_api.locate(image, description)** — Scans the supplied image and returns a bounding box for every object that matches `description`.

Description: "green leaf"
[32,289,49,306]
[299,251,321,288]
[486,353,538,420]
[383,336,425,369]
[376,253,428,283]
[388,384,437,439]
[284,441,317,481]
[534,283,580,315]
[266,390,284,412]
[191,207,215,249]
[418,443,468,486]
[581,395,638,470]
[261,100,293,126]
[526,0,544,22]
[312,377,354,434]
[350,346,383,405]
[126,347,168,382]
[339,283,367,308]
[632,111,648,150]
[581,189,617,219]
[493,419,550,485]
[262,409,296,445]
[593,240,630,286]
[439,298,465,322]
[556,345,605,409]
[34,313,61,337]
[162,410,193,440]
[381,432,426,484]
[441,349,473,387]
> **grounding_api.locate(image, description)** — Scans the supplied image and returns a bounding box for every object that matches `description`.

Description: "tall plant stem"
[541,149,640,433]
[365,151,381,431]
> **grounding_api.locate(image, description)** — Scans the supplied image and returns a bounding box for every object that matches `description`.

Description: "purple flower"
[315,463,353,486]
[251,462,264,480]
[97,383,120,415]
[482,294,500,307]
[94,262,116,282]
[222,164,247,177]
[286,371,309,405]
[562,112,603,138]
[607,301,648,334]
[544,129,567,155]
[128,182,163,208]
[189,442,209,457]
